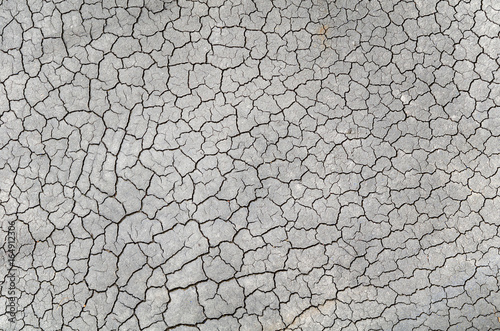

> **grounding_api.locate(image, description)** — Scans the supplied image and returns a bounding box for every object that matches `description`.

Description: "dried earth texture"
[1,0,500,330]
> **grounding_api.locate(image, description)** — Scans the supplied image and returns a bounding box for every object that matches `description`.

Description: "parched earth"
[1,0,500,330]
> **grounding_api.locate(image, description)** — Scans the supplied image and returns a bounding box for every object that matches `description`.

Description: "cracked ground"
[1,0,500,330]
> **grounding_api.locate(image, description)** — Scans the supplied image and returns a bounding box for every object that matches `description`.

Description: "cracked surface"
[1,0,500,330]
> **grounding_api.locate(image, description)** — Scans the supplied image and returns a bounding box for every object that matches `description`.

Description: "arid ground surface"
[1,0,500,330]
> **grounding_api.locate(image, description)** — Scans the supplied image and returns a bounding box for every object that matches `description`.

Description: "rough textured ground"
[1,0,500,330]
